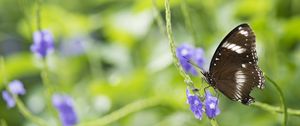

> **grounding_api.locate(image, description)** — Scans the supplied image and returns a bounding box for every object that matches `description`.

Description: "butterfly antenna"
[182,56,205,76]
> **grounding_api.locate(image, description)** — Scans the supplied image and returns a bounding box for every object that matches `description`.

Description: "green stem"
[41,60,60,125]
[78,97,161,126]
[35,0,59,123]
[0,119,7,126]
[152,0,166,35]
[1,56,48,126]
[0,57,7,85]
[165,0,218,125]
[41,60,53,93]
[17,0,33,36]
[265,75,287,126]
[83,42,103,79]
[14,95,48,126]
[253,101,300,116]
[41,60,53,101]
[180,0,198,44]
[210,119,219,126]
[36,0,42,31]
[35,0,55,120]
[164,0,199,95]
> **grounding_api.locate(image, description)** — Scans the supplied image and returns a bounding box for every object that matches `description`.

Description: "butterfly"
[202,23,265,105]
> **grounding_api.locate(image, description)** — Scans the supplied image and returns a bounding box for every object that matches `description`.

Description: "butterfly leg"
[214,88,220,100]
[204,86,209,91]
[203,85,211,93]
[204,86,220,99]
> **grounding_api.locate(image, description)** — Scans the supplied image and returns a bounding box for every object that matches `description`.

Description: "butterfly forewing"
[207,24,265,105]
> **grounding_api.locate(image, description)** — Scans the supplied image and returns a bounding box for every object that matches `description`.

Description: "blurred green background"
[1,0,300,125]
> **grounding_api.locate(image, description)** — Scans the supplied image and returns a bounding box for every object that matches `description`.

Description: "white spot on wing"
[222,41,229,47]
[235,70,247,98]
[227,43,236,49]
[224,43,246,54]
[236,75,246,83]
[242,64,246,68]
[236,48,246,54]
[239,30,249,36]
[231,45,241,51]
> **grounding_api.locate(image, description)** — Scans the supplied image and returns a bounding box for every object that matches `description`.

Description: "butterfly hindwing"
[207,23,265,105]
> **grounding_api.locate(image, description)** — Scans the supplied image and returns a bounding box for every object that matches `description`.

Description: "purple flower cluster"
[60,37,85,57]
[176,44,205,75]
[205,90,220,118]
[31,30,55,58]
[2,91,15,108]
[1,80,26,108]
[186,88,220,120]
[52,94,78,126]
[186,89,204,119]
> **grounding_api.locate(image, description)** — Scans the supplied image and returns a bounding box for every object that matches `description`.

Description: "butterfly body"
[203,23,265,105]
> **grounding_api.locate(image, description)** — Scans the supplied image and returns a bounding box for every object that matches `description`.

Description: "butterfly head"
[203,72,216,87]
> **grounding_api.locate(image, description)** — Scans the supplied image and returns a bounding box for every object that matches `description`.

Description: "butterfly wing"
[208,23,264,105]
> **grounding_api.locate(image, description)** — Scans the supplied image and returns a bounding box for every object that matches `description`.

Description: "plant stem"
[78,97,161,126]
[1,56,47,126]
[41,60,53,93]
[210,119,219,126]
[0,119,8,126]
[41,59,60,125]
[14,95,48,126]
[164,0,199,95]
[265,75,287,126]
[35,0,60,123]
[165,0,188,79]
[17,0,33,36]
[84,43,103,79]
[41,60,53,100]
[0,57,7,85]
[36,0,42,31]
[253,101,300,116]
[152,0,166,35]
[180,0,198,44]
[165,0,218,125]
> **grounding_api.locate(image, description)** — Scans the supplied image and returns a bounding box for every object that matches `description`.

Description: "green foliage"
[0,0,300,126]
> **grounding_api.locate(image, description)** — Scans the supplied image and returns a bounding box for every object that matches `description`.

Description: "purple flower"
[52,94,78,126]
[31,30,55,58]
[8,80,26,95]
[2,91,15,108]
[1,80,26,108]
[204,90,220,119]
[186,89,204,120]
[176,44,205,75]
[60,37,85,57]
